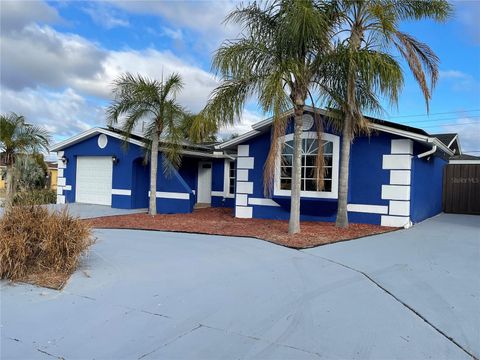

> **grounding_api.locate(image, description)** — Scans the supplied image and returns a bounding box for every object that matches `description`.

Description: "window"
[228,160,235,194]
[275,132,339,198]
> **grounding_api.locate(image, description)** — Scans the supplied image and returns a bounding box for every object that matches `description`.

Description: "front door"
[197,162,212,204]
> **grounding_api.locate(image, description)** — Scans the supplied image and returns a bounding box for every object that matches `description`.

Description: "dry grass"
[0,205,94,289]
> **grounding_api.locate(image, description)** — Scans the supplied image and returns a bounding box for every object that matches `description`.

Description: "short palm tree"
[201,0,335,234]
[107,73,189,216]
[0,113,50,209]
[320,0,452,228]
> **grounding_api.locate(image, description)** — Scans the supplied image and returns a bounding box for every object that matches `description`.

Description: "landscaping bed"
[87,207,397,249]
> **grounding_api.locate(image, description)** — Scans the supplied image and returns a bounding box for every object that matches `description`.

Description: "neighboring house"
[51,107,462,227]
[0,154,58,191]
[46,161,58,190]
[0,154,6,190]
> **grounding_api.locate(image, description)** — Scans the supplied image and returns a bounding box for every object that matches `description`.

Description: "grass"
[0,205,94,289]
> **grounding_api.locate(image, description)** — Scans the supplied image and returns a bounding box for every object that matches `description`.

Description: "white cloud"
[218,109,265,140]
[441,117,480,153]
[110,0,240,49]
[0,0,60,32]
[82,3,130,29]
[439,69,480,92]
[161,27,183,41]
[0,0,260,141]
[1,24,106,91]
[0,86,104,140]
[71,48,219,112]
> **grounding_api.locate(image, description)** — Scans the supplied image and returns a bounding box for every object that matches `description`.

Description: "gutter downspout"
[418,144,437,159]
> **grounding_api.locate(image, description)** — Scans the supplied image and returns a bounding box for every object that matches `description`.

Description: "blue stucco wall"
[211,158,235,208]
[410,144,446,223]
[61,133,194,213]
[237,115,398,225]
[349,133,391,207]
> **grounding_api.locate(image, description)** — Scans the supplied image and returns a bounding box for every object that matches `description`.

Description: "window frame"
[223,159,236,198]
[274,131,340,199]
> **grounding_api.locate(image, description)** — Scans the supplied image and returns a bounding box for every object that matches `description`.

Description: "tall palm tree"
[201,0,335,234]
[107,73,189,216]
[320,0,452,228]
[0,113,50,209]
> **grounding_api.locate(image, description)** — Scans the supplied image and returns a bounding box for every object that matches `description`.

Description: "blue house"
[51,107,460,227]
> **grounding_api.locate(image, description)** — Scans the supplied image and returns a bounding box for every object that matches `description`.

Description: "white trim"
[57,177,66,186]
[382,185,410,201]
[347,204,388,214]
[216,130,260,150]
[51,127,232,159]
[149,191,190,200]
[381,215,411,228]
[223,159,236,197]
[248,198,280,207]
[382,154,412,170]
[112,189,131,196]
[237,169,248,181]
[418,145,437,159]
[370,124,454,156]
[211,191,224,197]
[64,185,72,191]
[57,187,63,195]
[57,168,64,177]
[98,134,108,149]
[449,160,480,164]
[236,181,253,194]
[237,157,254,169]
[235,206,252,218]
[391,139,413,154]
[389,201,410,216]
[447,134,458,149]
[273,132,340,199]
[56,195,65,204]
[390,170,411,185]
[215,107,454,157]
[236,194,248,206]
[237,145,250,157]
[57,159,66,169]
[56,151,64,158]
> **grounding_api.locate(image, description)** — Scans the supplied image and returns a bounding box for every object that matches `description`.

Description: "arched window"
[274,132,339,199]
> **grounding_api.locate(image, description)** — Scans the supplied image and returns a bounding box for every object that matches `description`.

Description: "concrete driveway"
[1,214,479,359]
[0,203,146,218]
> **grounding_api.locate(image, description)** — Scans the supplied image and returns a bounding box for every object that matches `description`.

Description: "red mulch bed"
[86,208,397,249]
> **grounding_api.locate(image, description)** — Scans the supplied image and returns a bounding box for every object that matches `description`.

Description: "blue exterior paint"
[349,134,391,207]
[236,115,397,225]
[61,133,195,213]
[62,135,144,207]
[211,158,236,208]
[58,112,450,226]
[410,144,446,223]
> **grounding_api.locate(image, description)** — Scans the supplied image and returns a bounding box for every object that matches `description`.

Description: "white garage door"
[76,156,113,206]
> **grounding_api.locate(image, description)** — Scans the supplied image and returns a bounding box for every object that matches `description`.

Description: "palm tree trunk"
[5,164,15,211]
[149,130,160,216]
[336,116,351,228]
[288,104,304,234]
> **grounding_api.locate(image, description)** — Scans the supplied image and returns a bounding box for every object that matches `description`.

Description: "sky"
[1,0,479,155]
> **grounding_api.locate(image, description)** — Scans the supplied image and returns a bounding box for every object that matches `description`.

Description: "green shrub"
[13,189,57,206]
[0,205,94,283]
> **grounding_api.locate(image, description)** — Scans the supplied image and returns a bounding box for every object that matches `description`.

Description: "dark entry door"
[443,164,480,214]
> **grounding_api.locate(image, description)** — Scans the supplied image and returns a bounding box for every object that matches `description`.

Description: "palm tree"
[106,72,189,215]
[201,0,335,234]
[320,0,452,228]
[0,113,50,209]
